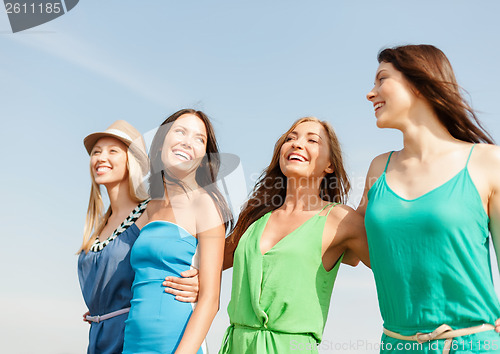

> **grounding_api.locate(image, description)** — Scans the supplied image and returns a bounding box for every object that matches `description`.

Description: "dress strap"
[465,144,476,168]
[384,151,395,172]
[325,202,340,217]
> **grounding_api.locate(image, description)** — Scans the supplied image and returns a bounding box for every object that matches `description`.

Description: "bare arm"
[342,153,390,267]
[490,183,500,333]
[481,146,500,332]
[343,208,370,268]
[174,195,225,354]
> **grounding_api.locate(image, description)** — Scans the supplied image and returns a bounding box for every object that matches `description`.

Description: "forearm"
[174,295,220,354]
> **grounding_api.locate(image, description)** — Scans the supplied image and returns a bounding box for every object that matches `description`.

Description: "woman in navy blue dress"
[78,120,200,354]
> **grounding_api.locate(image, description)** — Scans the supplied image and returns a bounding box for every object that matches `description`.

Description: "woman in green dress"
[220,117,370,353]
[360,44,500,353]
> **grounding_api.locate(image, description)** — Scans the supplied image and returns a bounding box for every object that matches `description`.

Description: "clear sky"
[1,1,500,353]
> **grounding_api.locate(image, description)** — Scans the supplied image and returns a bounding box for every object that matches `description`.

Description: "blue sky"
[1,1,500,353]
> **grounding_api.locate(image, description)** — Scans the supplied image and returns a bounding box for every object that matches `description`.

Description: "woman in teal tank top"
[360,44,500,353]
[221,117,370,353]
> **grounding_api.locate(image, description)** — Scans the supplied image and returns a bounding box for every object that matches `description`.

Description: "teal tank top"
[365,145,500,335]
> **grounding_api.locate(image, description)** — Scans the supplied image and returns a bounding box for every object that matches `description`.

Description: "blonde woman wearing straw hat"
[77,120,199,354]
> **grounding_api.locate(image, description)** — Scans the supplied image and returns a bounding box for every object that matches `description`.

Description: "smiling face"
[366,62,418,129]
[161,113,208,178]
[90,137,129,186]
[279,121,333,180]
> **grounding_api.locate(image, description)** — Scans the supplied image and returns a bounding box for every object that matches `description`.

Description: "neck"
[163,174,201,202]
[281,176,325,212]
[105,179,137,214]
[400,102,457,159]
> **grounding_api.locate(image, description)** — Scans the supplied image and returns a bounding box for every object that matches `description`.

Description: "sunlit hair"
[79,139,149,254]
[378,44,494,144]
[148,108,233,232]
[227,117,350,247]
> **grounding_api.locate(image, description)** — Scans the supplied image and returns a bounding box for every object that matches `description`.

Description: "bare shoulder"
[464,144,500,201]
[146,199,162,217]
[194,190,224,232]
[135,207,150,229]
[330,204,364,223]
[367,152,392,181]
[472,144,500,166]
[327,204,365,238]
[470,144,500,179]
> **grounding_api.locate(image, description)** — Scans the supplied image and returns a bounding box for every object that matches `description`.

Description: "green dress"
[365,146,500,353]
[220,203,343,354]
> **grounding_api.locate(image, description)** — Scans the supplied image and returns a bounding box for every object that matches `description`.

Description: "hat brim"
[83,131,132,155]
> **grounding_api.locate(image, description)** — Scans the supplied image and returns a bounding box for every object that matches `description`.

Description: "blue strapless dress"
[122,221,206,354]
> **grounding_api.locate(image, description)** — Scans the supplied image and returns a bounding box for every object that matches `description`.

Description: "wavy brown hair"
[226,117,350,247]
[149,108,233,232]
[378,44,493,144]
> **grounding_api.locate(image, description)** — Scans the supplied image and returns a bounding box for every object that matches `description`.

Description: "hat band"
[105,129,133,143]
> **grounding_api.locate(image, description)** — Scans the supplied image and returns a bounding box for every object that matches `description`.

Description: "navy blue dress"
[78,211,144,354]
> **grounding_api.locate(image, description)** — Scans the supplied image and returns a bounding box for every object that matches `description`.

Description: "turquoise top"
[365,145,500,335]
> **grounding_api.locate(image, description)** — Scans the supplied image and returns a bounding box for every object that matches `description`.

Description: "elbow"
[343,258,360,267]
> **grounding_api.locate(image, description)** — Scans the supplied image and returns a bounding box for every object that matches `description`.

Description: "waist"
[383,323,496,354]
[86,307,130,323]
[230,323,316,337]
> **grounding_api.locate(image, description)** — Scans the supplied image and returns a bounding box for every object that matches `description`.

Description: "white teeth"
[97,166,111,172]
[374,102,385,110]
[288,154,306,162]
[174,151,191,161]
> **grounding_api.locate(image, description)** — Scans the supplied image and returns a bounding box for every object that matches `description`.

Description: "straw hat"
[83,120,149,172]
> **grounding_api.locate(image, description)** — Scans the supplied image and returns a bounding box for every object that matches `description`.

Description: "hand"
[496,318,500,333]
[83,311,91,324]
[163,268,200,303]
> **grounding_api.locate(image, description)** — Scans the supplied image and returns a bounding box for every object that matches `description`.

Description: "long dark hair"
[226,117,350,247]
[149,108,233,231]
[378,44,493,144]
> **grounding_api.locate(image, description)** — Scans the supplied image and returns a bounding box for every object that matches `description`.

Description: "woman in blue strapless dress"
[123,109,232,353]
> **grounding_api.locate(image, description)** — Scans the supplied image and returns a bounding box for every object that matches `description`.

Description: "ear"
[324,163,334,174]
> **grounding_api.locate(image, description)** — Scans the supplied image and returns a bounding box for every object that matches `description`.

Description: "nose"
[366,87,376,101]
[97,151,108,161]
[291,138,304,149]
[180,135,193,149]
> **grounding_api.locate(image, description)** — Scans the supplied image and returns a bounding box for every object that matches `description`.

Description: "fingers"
[180,268,199,277]
[174,294,198,303]
[163,276,199,291]
[164,287,198,303]
[163,276,193,286]
[82,311,91,324]
[496,318,500,333]
[163,279,192,291]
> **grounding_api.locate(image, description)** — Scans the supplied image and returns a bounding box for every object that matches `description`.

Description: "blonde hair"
[78,147,149,254]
